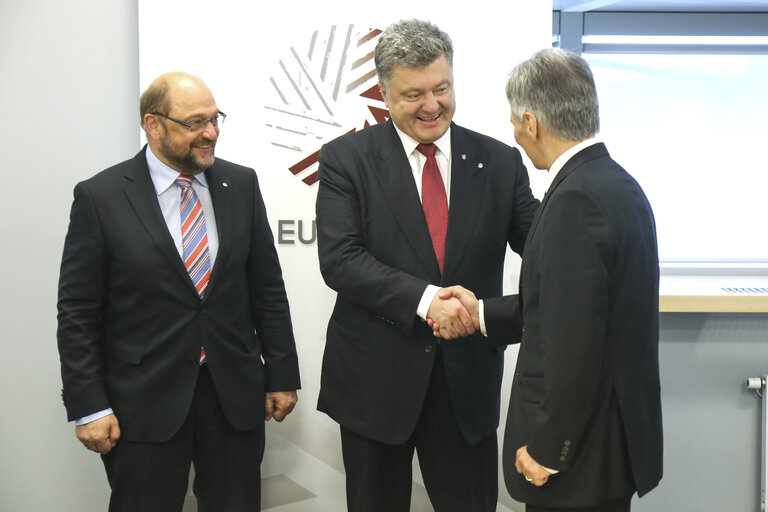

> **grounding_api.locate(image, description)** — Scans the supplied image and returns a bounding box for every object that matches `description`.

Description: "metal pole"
[747,376,767,512]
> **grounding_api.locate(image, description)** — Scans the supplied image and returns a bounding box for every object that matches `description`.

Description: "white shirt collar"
[546,137,601,192]
[145,145,209,195]
[392,123,452,160]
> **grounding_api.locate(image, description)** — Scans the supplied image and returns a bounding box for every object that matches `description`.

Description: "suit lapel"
[204,164,230,297]
[443,125,486,281]
[369,122,441,280]
[121,148,199,296]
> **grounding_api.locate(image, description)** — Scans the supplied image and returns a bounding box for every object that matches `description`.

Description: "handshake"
[426,285,480,340]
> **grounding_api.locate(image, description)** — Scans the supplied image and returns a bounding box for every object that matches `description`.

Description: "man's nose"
[421,92,439,113]
[200,121,218,140]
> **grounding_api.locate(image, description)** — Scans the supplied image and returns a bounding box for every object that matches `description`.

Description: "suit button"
[425,345,433,353]
[559,455,566,462]
[564,440,572,446]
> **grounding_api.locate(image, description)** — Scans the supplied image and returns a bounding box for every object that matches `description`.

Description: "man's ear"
[143,114,163,141]
[522,111,538,138]
[378,82,389,108]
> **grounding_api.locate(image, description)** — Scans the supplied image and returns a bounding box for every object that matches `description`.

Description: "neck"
[543,135,593,171]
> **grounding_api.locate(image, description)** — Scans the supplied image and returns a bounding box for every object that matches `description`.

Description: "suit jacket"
[315,121,540,445]
[57,147,301,442]
[486,143,662,507]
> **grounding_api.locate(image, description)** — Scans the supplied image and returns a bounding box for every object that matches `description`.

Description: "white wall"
[0,1,138,510]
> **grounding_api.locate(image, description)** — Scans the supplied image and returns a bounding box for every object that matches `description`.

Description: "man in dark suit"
[437,48,662,512]
[57,72,301,512]
[315,19,540,512]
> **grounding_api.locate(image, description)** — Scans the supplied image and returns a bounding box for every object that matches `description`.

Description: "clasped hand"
[426,286,479,340]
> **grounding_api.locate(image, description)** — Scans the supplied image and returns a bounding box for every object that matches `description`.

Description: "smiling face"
[379,53,456,144]
[145,75,220,175]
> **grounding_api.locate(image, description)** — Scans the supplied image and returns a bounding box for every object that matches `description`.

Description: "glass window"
[583,50,768,263]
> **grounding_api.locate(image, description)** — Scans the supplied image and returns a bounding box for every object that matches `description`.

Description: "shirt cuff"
[478,299,487,337]
[417,284,441,321]
[76,408,114,426]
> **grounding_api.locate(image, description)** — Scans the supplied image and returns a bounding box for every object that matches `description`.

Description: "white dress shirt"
[390,125,452,321]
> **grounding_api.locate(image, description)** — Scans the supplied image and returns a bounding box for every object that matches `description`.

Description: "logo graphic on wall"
[265,25,390,186]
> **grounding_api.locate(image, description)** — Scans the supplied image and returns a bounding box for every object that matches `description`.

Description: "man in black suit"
[57,72,301,512]
[315,19,540,512]
[438,48,662,512]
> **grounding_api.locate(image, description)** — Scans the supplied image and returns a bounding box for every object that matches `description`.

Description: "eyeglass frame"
[151,111,226,132]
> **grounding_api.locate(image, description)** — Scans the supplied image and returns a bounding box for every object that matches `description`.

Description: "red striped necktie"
[417,143,448,274]
[176,174,211,363]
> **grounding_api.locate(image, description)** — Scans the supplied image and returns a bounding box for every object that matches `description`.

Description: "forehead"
[388,54,453,91]
[169,79,218,117]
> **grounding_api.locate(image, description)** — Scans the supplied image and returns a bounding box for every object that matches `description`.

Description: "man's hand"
[515,445,552,487]
[265,391,298,422]
[75,413,120,454]
[427,286,479,339]
[426,288,477,339]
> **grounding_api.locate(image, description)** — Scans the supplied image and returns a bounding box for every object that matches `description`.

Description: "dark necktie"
[417,143,448,274]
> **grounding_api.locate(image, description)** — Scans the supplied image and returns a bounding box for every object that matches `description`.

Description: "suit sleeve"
[316,142,430,333]
[482,294,523,346]
[57,182,110,421]
[526,188,614,473]
[246,171,301,392]
[506,148,541,256]
[477,147,538,345]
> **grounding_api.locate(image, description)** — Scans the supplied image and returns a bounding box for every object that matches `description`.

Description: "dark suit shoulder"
[79,149,147,188]
[560,147,649,208]
[210,157,255,175]
[452,124,522,157]
[206,157,259,189]
[321,121,392,153]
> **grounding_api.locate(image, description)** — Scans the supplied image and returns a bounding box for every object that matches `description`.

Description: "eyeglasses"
[151,111,226,132]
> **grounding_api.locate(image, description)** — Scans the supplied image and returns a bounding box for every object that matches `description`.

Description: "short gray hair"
[375,19,453,91]
[505,48,599,141]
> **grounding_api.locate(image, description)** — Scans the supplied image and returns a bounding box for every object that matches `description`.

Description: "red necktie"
[417,143,448,274]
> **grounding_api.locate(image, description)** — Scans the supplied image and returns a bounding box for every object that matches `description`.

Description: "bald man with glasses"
[57,71,301,512]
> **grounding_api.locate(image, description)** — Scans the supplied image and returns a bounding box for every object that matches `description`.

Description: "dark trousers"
[527,496,632,512]
[341,350,498,512]
[101,365,265,512]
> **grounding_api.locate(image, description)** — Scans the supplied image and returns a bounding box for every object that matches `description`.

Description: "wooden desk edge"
[660,294,768,313]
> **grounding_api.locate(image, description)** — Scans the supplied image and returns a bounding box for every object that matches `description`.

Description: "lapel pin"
[222,182,228,187]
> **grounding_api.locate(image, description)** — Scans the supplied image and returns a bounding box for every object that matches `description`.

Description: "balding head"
[139,72,213,131]
[140,72,221,175]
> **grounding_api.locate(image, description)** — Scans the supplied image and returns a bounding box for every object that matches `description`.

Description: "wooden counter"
[659,274,768,313]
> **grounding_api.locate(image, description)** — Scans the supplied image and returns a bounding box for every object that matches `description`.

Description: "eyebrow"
[180,110,220,121]
[402,80,452,94]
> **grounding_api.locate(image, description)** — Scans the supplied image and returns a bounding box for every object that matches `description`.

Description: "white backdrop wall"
[138,2,551,511]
